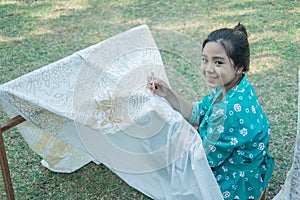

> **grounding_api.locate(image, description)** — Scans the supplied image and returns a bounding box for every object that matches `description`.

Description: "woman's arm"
[147,74,193,121]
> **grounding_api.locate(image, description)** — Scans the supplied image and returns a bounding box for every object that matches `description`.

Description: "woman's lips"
[206,76,218,83]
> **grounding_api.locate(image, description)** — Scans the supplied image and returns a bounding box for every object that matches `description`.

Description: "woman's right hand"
[147,72,193,121]
[147,73,171,98]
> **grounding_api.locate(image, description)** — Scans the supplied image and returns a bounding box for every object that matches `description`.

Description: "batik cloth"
[0,25,223,200]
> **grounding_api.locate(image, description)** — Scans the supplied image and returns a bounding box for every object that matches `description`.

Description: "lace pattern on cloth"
[0,25,223,199]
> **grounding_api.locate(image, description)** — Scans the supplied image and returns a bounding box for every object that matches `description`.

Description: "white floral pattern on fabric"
[234,104,242,112]
[190,76,274,200]
[217,125,224,133]
[230,138,238,146]
[239,128,248,136]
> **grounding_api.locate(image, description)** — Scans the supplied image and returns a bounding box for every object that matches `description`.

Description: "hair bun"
[234,22,248,37]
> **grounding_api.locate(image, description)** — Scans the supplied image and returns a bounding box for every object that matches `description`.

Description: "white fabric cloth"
[0,25,223,199]
[272,69,300,200]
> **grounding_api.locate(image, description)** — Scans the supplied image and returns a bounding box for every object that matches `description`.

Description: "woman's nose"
[205,63,215,73]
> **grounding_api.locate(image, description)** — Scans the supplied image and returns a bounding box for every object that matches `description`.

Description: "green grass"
[0,0,299,199]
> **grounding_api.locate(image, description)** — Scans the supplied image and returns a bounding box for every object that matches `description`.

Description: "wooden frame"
[0,115,26,200]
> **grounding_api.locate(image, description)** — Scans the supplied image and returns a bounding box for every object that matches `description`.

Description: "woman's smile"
[205,75,218,83]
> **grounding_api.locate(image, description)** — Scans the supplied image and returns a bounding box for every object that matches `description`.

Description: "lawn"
[0,0,299,199]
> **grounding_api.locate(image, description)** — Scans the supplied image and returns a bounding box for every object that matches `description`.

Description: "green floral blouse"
[190,76,274,200]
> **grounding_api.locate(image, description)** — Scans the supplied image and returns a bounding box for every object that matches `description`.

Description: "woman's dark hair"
[202,22,250,72]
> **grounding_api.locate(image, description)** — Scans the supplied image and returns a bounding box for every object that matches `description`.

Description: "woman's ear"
[236,66,244,74]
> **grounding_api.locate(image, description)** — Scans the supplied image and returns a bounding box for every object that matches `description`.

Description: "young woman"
[148,23,274,200]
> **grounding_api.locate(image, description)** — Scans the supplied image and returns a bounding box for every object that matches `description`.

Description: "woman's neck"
[222,74,244,96]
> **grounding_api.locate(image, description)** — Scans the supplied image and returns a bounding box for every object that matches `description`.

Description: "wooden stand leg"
[0,115,25,200]
[260,189,267,200]
[0,129,15,200]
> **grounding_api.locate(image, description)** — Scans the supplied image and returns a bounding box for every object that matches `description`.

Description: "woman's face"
[201,41,237,89]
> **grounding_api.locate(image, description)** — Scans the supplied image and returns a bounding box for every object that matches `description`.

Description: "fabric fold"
[0,24,223,199]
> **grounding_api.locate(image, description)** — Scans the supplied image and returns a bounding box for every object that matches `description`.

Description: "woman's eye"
[215,61,223,65]
[202,58,208,63]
